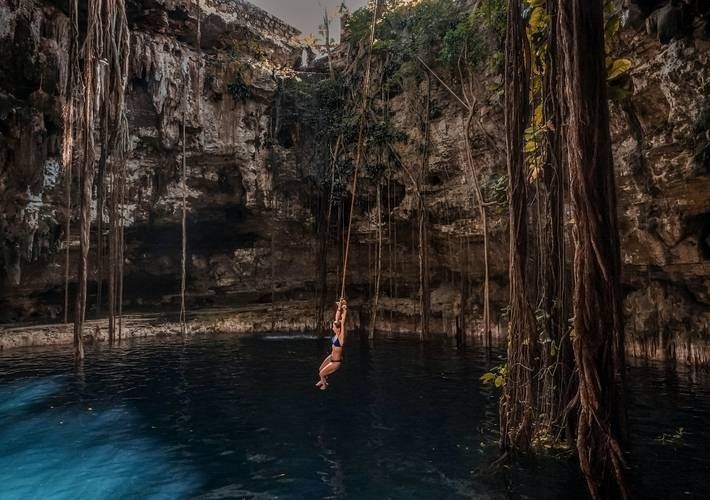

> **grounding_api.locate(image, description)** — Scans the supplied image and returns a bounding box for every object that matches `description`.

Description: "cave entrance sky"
[250,0,367,41]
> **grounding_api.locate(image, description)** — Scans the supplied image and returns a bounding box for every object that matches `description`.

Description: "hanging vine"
[62,0,81,325]
[557,0,629,497]
[180,101,188,334]
[70,0,130,358]
[500,0,537,451]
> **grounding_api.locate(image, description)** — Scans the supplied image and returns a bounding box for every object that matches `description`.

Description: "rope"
[339,0,379,300]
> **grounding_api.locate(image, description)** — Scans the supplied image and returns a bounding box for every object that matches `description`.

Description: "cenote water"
[0,335,708,499]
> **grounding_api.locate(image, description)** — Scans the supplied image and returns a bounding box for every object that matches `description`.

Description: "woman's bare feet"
[316,377,328,390]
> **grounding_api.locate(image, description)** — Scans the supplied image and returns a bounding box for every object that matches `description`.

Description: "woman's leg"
[319,361,341,380]
[316,355,332,387]
[318,354,332,372]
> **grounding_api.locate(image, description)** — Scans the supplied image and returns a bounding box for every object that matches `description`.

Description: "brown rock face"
[0,0,312,323]
[0,1,708,365]
[610,30,710,365]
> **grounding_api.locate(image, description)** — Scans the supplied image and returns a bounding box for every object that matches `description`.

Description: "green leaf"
[605,15,621,38]
[529,7,547,33]
[494,376,504,388]
[524,139,539,154]
[480,372,496,383]
[608,84,632,102]
[607,58,633,81]
[533,103,544,127]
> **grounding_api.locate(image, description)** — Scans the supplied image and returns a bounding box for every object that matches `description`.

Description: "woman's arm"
[340,307,348,337]
[335,298,346,321]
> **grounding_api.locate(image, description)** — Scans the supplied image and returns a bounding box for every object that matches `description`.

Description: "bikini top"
[332,335,342,348]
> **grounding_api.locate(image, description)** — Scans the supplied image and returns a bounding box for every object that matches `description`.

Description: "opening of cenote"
[1,0,709,499]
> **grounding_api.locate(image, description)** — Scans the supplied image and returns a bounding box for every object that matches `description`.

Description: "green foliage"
[483,172,508,213]
[440,0,506,72]
[330,156,355,202]
[655,427,686,446]
[520,1,636,177]
[481,364,507,388]
[403,0,462,60]
[607,58,632,81]
[344,7,375,44]
[227,73,251,102]
[365,119,408,148]
[603,2,634,103]
[281,76,348,141]
[381,60,408,95]
[314,78,348,130]
[347,0,462,62]
[225,46,241,60]
[606,57,634,102]
[344,0,508,99]
[365,161,388,180]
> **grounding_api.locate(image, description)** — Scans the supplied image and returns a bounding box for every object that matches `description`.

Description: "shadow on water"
[0,335,708,499]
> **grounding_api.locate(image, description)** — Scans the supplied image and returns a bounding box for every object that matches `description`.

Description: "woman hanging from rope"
[314,0,377,391]
[316,297,347,390]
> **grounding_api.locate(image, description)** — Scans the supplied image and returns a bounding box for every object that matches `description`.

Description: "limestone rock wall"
[0,0,320,324]
[611,31,710,364]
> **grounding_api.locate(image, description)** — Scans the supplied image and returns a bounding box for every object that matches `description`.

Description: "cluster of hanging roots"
[319,1,500,342]
[502,0,630,499]
[314,0,385,335]
[63,0,130,359]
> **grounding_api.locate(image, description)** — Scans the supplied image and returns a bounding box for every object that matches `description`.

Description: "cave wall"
[611,27,710,365]
[0,0,325,324]
[0,0,708,365]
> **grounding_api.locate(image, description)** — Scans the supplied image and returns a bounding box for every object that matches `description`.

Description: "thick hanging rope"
[339,0,379,300]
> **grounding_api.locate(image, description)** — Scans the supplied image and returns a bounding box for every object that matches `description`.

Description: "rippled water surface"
[0,334,708,499]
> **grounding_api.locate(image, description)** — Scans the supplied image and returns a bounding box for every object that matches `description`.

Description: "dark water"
[0,334,708,499]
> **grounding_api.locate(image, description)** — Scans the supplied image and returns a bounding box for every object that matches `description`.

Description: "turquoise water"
[0,335,708,499]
